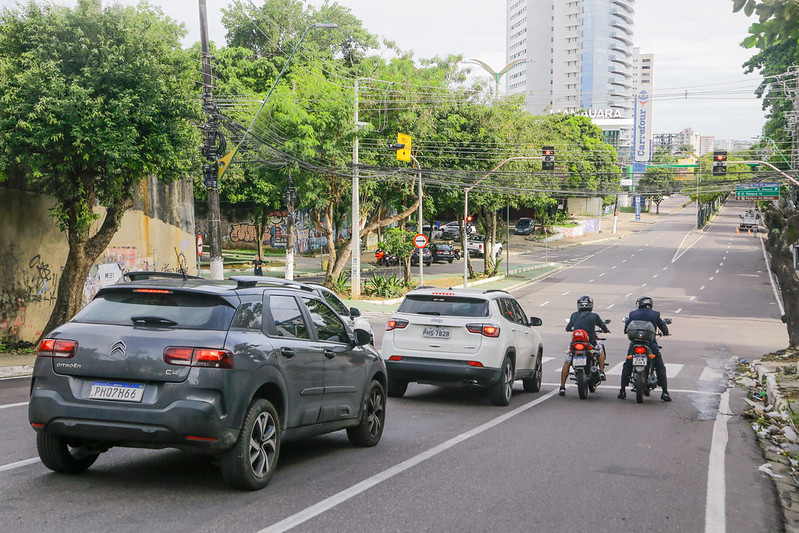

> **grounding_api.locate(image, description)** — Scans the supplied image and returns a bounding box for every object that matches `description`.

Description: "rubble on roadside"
[736,348,799,532]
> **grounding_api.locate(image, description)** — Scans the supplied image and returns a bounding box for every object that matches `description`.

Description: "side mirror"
[349,306,361,318]
[530,317,542,327]
[664,318,672,325]
[622,317,628,323]
[353,328,372,346]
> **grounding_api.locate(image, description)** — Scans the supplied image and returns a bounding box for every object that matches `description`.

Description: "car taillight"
[388,355,403,361]
[163,347,233,369]
[466,323,500,337]
[386,319,409,331]
[573,343,585,351]
[467,361,484,367]
[134,288,173,294]
[37,338,78,358]
[634,346,647,354]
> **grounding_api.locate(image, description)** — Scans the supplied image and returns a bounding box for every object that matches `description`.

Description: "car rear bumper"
[28,387,238,453]
[386,356,500,387]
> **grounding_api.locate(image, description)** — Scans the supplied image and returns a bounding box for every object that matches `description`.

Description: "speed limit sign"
[414,233,428,249]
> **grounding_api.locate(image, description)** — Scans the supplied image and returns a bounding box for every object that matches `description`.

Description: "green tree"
[735,0,799,346]
[638,168,677,214]
[377,227,415,284]
[0,0,200,338]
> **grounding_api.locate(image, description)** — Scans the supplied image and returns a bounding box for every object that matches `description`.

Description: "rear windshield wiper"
[416,311,441,315]
[131,315,178,326]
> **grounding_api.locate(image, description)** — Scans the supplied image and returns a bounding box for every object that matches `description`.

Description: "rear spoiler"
[124,271,202,282]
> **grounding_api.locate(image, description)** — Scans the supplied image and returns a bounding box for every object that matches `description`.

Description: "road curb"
[0,365,33,379]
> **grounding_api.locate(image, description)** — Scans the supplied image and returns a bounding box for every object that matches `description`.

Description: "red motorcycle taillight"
[573,343,585,351]
[163,347,233,369]
[634,346,647,354]
[386,319,409,331]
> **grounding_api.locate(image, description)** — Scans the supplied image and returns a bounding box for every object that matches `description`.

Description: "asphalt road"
[0,199,788,532]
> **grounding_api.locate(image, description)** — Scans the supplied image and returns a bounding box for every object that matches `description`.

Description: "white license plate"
[90,381,145,402]
[632,356,647,366]
[422,327,450,339]
[572,356,587,366]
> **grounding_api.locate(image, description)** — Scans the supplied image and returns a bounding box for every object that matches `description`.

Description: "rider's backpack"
[627,320,656,342]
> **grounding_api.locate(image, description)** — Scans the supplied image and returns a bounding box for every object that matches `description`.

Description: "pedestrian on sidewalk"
[252,255,264,276]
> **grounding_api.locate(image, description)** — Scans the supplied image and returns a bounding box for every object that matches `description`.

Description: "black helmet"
[577,295,593,311]
[637,296,653,309]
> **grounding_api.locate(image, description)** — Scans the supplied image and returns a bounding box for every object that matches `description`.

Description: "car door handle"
[324,349,335,359]
[281,348,295,359]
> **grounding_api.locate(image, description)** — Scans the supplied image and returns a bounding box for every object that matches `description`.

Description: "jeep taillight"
[37,339,78,358]
[466,323,500,337]
[163,347,233,369]
[386,319,409,331]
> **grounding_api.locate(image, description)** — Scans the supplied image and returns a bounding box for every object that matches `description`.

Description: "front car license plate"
[632,356,647,366]
[422,327,450,339]
[90,381,145,402]
[572,356,587,366]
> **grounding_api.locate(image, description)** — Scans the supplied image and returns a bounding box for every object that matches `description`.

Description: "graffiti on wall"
[214,210,334,253]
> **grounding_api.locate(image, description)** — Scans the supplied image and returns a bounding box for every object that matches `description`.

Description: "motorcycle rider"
[618,296,671,401]
[560,295,610,396]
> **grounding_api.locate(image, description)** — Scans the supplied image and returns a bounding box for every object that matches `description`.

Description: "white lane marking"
[700,286,705,290]
[631,254,636,257]
[653,274,658,279]
[641,283,647,287]
[540,301,550,307]
[699,367,723,381]
[561,292,570,296]
[709,277,714,281]
[662,267,668,271]
[759,232,785,316]
[612,265,617,269]
[0,458,39,473]
[622,259,628,263]
[0,401,28,410]
[715,270,720,274]
[675,308,683,314]
[690,296,696,301]
[606,304,615,309]
[599,273,605,277]
[257,388,561,533]
[638,249,643,252]
[625,292,634,298]
[541,357,555,365]
[589,279,595,283]
[704,389,731,533]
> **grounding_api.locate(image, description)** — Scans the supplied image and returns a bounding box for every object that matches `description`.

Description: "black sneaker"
[559,386,566,396]
[617,390,626,399]
[661,391,672,402]
[600,371,606,381]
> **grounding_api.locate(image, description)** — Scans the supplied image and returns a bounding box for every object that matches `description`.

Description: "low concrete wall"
[0,177,196,342]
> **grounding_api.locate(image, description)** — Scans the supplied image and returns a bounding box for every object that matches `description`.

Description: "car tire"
[448,259,453,263]
[522,353,542,393]
[220,398,280,491]
[37,433,99,474]
[347,380,386,447]
[425,261,431,267]
[490,356,514,406]
[387,377,408,398]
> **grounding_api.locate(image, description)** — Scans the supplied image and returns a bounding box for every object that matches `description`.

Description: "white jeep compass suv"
[381,287,544,405]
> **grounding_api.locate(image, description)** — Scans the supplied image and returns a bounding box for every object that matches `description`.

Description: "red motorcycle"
[568,321,609,400]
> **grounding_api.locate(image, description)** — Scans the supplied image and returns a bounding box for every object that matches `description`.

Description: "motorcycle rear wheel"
[634,372,644,404]
[576,369,588,400]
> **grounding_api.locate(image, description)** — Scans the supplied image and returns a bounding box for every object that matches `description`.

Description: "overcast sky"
[2,0,768,140]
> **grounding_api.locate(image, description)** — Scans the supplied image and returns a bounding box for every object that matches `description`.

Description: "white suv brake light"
[466,323,500,337]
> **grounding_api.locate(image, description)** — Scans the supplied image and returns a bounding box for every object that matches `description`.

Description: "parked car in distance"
[441,221,475,240]
[429,243,456,263]
[29,272,386,491]
[514,217,535,235]
[381,287,544,406]
[422,224,443,240]
[467,235,503,258]
[410,247,433,266]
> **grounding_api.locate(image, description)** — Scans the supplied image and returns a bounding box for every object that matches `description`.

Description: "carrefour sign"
[633,90,652,163]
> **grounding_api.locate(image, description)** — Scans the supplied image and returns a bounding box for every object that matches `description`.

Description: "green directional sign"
[735,183,780,200]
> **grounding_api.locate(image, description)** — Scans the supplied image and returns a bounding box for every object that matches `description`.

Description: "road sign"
[414,233,428,249]
[197,235,204,256]
[735,183,780,200]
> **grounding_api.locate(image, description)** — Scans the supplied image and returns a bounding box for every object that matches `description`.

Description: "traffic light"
[542,146,555,170]
[396,133,412,163]
[712,151,727,175]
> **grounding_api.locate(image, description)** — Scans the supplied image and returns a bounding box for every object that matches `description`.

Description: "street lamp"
[284,176,297,280]
[463,156,540,288]
[753,135,793,170]
[465,58,533,101]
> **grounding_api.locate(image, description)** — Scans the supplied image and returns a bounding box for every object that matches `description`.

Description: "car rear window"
[72,289,236,330]
[397,295,489,317]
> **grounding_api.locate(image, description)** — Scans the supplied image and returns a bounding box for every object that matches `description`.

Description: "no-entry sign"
[414,233,428,249]
[197,235,204,256]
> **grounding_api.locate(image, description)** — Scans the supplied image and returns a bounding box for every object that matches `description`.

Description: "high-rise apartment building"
[506,0,640,154]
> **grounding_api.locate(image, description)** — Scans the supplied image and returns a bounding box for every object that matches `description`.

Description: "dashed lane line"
[0,401,28,410]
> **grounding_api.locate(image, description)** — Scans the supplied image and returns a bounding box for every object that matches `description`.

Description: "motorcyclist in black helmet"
[560,295,610,396]
[619,296,671,401]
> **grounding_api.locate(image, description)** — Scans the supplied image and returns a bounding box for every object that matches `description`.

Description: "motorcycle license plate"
[632,356,647,366]
[572,356,587,366]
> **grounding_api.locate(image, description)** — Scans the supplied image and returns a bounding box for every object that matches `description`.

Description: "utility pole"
[199,0,223,279]
[351,79,361,298]
[284,176,297,280]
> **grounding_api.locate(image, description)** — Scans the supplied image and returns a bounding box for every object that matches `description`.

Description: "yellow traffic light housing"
[396,133,412,163]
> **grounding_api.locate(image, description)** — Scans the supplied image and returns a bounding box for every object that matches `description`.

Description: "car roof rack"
[229,276,316,292]
[124,271,202,282]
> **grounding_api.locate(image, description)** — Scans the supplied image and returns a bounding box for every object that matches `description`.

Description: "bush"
[364,273,406,298]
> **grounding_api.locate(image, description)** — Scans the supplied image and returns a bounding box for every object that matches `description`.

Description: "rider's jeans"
[620,344,668,391]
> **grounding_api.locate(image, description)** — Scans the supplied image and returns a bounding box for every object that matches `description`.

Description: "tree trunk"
[762,203,799,347]
[40,196,132,340]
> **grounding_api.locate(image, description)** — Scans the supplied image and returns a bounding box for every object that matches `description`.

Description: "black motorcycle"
[625,318,671,404]
[568,320,610,400]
